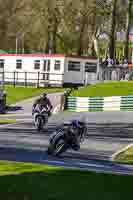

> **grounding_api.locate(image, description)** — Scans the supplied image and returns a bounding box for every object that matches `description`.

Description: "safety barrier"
[67,95,133,112]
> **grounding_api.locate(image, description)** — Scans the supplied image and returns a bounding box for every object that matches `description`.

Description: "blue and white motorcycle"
[47,119,87,156]
[33,104,49,131]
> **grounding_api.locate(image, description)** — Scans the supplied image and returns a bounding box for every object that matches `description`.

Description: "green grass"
[71,81,133,97]
[114,146,133,164]
[0,162,59,175]
[4,86,65,105]
[0,119,16,125]
[0,161,133,199]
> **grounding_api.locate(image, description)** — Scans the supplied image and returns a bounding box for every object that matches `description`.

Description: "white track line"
[111,143,133,161]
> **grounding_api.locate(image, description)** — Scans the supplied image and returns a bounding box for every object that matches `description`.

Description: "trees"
[108,0,118,60]
[0,0,29,51]
[30,0,64,53]
[62,0,100,56]
[91,0,111,58]
[98,0,133,62]
[107,0,133,62]
[124,0,133,62]
[0,0,132,59]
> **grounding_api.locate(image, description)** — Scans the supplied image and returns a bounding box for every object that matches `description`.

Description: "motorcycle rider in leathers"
[49,119,87,152]
[65,120,87,151]
[32,93,53,116]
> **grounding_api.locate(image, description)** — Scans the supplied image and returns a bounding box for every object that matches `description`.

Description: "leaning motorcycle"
[33,104,49,131]
[47,120,87,156]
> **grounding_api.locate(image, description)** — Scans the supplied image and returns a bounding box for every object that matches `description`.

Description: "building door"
[43,60,50,80]
[84,62,97,84]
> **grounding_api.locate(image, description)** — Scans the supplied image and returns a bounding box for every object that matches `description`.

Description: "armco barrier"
[67,95,133,112]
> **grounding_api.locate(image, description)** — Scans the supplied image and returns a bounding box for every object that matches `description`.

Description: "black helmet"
[42,93,47,98]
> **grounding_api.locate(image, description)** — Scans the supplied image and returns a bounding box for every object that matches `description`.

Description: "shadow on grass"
[0,168,133,200]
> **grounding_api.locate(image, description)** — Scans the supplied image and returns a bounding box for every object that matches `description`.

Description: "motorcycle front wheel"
[48,138,67,156]
[36,116,43,131]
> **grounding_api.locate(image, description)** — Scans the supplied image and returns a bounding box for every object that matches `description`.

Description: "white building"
[0,54,98,87]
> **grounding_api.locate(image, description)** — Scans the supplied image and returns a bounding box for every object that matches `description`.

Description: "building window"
[68,61,80,71]
[43,60,50,71]
[54,60,61,71]
[85,62,97,72]
[16,59,22,69]
[0,59,4,68]
[43,60,46,71]
[47,60,50,71]
[34,60,40,70]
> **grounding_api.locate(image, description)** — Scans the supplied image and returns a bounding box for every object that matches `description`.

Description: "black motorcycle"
[47,119,87,156]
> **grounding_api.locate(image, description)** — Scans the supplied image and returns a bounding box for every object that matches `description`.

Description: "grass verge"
[4,86,66,105]
[0,161,133,199]
[71,81,133,97]
[0,119,16,125]
[114,145,133,164]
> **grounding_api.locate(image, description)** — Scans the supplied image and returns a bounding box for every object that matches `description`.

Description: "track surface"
[1,94,133,175]
[1,117,133,175]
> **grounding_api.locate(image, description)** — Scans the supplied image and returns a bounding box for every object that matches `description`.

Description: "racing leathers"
[65,125,80,150]
[32,96,53,116]
[65,122,86,150]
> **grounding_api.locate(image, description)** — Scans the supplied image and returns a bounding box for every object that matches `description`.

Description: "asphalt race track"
[1,112,133,175]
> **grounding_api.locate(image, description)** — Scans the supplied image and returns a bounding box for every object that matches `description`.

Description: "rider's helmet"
[42,93,47,99]
[66,120,83,140]
[70,119,87,139]
[71,119,84,129]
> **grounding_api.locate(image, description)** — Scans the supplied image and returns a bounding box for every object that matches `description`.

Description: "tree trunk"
[77,23,85,56]
[89,0,97,57]
[52,18,58,53]
[91,42,96,57]
[108,0,117,60]
[45,31,50,53]
[77,0,88,56]
[124,0,133,62]
[45,16,58,54]
[93,36,99,58]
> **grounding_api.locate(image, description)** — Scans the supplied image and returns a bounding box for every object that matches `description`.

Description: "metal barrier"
[100,65,133,81]
[0,71,64,88]
[1,66,133,88]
